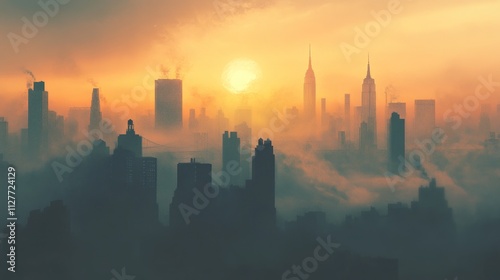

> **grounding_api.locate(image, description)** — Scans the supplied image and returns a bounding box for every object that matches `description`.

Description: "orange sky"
[1,0,499,133]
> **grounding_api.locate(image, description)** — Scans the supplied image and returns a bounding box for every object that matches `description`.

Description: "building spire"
[366,53,371,78]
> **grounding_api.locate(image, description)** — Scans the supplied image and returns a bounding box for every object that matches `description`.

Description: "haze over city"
[0,1,499,280]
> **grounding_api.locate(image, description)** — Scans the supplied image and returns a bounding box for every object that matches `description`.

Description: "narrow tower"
[89,88,102,132]
[361,55,377,149]
[304,45,316,121]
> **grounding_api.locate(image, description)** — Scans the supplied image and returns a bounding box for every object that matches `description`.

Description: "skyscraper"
[222,131,241,186]
[361,57,377,148]
[28,81,48,158]
[249,138,276,229]
[155,79,183,131]
[304,46,316,121]
[89,88,102,131]
[388,112,405,174]
[414,100,435,139]
[170,159,212,227]
[117,119,142,158]
[345,94,351,141]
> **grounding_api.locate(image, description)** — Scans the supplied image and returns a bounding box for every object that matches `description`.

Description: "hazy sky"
[1,0,499,132]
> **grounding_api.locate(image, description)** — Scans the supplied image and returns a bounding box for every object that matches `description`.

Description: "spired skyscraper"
[89,88,102,131]
[155,79,183,131]
[28,81,49,158]
[361,56,377,149]
[303,46,316,121]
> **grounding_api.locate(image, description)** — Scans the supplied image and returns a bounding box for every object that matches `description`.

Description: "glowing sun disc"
[222,59,261,94]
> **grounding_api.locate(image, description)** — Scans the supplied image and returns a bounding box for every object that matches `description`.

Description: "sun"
[222,59,261,94]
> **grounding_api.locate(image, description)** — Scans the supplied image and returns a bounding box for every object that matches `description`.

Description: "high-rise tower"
[222,131,241,186]
[304,45,316,121]
[388,112,405,174]
[249,138,276,229]
[28,81,49,158]
[89,88,102,131]
[155,79,183,131]
[361,56,377,149]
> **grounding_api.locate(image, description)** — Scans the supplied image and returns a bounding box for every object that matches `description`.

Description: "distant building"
[414,99,436,139]
[344,94,351,140]
[388,112,405,174]
[361,57,377,148]
[235,122,252,181]
[28,81,49,158]
[89,88,102,131]
[155,79,183,131]
[48,111,64,147]
[304,46,316,121]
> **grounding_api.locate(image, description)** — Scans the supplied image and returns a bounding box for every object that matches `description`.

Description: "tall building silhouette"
[249,138,276,229]
[303,46,316,120]
[170,159,212,227]
[88,88,102,131]
[155,79,183,131]
[414,100,435,139]
[0,117,7,155]
[222,131,241,186]
[361,57,377,148]
[117,119,142,158]
[388,112,405,174]
[28,81,48,158]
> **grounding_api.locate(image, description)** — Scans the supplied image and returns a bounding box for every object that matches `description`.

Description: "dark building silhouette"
[361,57,377,148]
[28,81,48,158]
[117,119,142,158]
[155,79,183,131]
[88,88,102,131]
[169,158,212,227]
[0,117,7,155]
[222,131,241,186]
[249,138,276,230]
[388,112,405,174]
[411,178,454,227]
[304,46,316,121]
